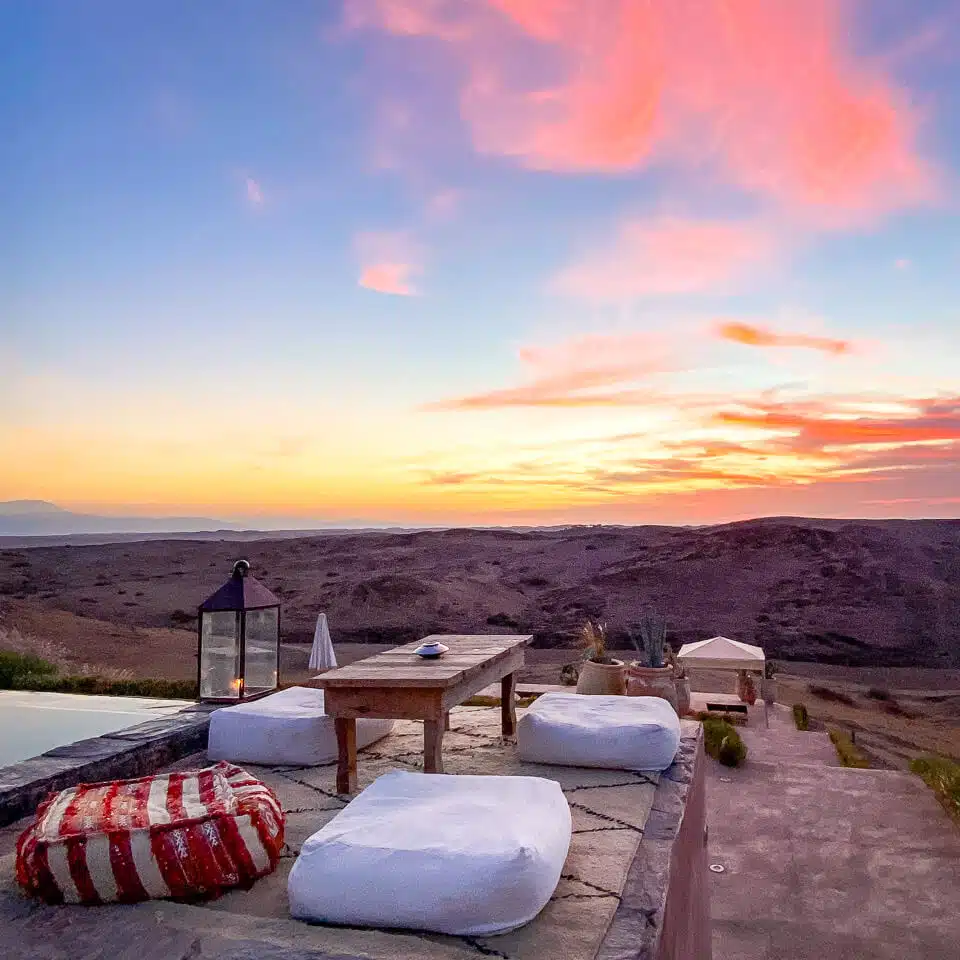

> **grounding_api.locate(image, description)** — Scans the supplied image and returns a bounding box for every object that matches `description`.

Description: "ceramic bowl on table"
[414,641,449,659]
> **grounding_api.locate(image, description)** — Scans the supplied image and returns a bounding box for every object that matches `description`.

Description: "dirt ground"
[2,596,958,766]
[2,519,959,666]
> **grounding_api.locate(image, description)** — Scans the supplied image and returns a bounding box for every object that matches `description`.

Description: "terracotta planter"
[760,678,777,705]
[674,677,692,715]
[626,664,678,713]
[576,658,626,696]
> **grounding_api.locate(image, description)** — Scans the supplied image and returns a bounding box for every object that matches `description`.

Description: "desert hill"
[1,518,958,667]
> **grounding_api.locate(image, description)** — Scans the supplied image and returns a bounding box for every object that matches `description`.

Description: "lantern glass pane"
[244,607,279,695]
[200,610,240,699]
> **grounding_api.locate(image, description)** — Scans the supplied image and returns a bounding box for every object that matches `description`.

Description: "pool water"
[0,691,195,767]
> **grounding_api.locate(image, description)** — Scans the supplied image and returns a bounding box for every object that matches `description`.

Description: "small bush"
[169,609,196,625]
[829,729,870,768]
[910,756,960,823]
[0,651,58,688]
[866,687,892,701]
[701,717,748,767]
[486,612,519,629]
[793,703,809,730]
[809,684,856,706]
[693,709,747,726]
[7,668,196,699]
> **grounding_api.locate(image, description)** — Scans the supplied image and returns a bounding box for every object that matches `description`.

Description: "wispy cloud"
[552,217,775,300]
[425,332,674,409]
[717,321,853,355]
[352,0,937,223]
[355,230,422,295]
[245,177,264,206]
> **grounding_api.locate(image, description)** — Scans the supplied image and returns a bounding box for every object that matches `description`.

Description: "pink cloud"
[245,177,263,206]
[553,217,773,299]
[717,321,853,355]
[359,262,419,295]
[426,331,676,409]
[352,0,937,222]
[355,230,422,295]
[425,187,461,220]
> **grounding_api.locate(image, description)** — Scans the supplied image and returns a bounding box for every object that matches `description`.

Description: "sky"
[2,0,960,527]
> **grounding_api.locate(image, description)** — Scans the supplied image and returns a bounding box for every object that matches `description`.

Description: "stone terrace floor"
[1,706,701,960]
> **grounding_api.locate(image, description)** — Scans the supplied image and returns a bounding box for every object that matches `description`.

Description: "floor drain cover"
[709,864,726,874]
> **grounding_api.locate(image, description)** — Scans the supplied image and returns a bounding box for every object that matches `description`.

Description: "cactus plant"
[629,612,669,668]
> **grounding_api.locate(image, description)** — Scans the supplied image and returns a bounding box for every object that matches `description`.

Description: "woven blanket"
[16,761,283,905]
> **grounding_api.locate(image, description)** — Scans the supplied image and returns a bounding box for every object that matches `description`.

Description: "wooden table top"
[313,634,533,689]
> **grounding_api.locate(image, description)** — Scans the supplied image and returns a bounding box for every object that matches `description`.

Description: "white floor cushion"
[518,692,680,771]
[207,686,394,767]
[288,770,571,935]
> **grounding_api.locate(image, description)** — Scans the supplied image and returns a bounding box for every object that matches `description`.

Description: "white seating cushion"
[517,692,680,771]
[206,686,394,767]
[288,770,571,935]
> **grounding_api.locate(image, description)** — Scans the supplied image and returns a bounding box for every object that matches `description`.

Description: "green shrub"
[9,672,197,699]
[693,709,747,726]
[701,716,748,767]
[0,651,57,688]
[829,729,870,768]
[793,703,809,730]
[911,756,960,823]
[866,687,892,701]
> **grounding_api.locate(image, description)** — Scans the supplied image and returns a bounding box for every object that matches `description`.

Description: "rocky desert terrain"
[1,517,958,668]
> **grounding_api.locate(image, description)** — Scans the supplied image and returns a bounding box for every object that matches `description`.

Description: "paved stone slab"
[0,705,705,960]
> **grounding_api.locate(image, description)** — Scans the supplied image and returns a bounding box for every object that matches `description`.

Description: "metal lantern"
[197,560,280,702]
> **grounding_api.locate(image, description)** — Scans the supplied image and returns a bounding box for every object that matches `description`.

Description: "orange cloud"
[717,321,852,355]
[353,0,937,221]
[715,398,960,450]
[553,217,773,299]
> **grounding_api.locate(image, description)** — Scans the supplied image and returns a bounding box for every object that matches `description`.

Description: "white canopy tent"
[677,636,765,673]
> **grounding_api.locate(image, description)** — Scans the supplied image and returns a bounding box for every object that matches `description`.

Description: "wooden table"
[314,634,533,793]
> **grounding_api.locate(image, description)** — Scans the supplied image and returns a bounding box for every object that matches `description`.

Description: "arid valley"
[2,517,959,770]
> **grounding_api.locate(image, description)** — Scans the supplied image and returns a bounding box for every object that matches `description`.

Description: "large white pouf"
[207,686,394,767]
[288,770,571,935]
[518,692,680,771]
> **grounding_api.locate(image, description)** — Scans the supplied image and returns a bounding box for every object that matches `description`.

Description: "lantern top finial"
[232,559,251,579]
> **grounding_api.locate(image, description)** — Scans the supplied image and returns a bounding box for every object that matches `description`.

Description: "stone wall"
[598,723,711,960]
[0,709,212,827]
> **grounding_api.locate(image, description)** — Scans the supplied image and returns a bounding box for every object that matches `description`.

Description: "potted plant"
[667,646,692,715]
[625,613,678,712]
[760,660,778,705]
[575,621,626,696]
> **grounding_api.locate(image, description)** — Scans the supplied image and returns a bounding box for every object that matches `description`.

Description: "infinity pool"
[0,691,195,767]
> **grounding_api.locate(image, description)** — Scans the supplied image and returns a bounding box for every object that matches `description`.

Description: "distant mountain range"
[0,500,402,538]
[0,500,237,536]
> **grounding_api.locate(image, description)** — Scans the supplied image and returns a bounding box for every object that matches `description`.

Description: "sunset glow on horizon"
[3,1,959,526]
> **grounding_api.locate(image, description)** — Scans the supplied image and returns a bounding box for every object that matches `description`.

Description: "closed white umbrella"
[308,613,337,671]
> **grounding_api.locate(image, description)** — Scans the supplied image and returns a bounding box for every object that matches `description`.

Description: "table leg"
[424,719,444,774]
[334,717,358,794]
[501,672,517,737]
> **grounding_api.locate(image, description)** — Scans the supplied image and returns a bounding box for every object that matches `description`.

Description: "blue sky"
[2,1,959,525]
